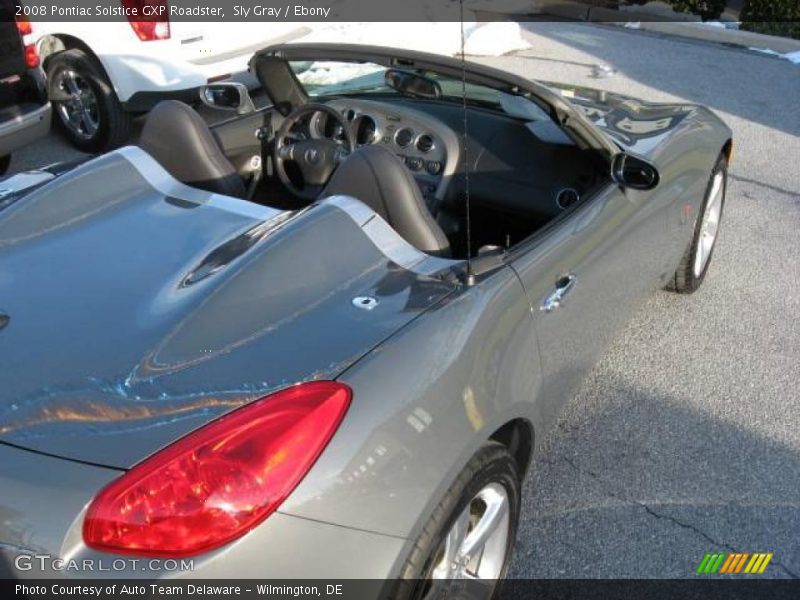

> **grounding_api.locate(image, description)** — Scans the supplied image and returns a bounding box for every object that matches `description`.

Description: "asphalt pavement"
[8,22,800,580]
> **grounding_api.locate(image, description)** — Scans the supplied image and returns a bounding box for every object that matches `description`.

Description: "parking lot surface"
[491,23,799,579]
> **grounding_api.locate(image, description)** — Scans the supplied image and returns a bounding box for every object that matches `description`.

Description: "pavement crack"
[728,173,797,198]
[561,456,800,579]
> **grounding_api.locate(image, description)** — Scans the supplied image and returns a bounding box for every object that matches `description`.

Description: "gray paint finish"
[0,442,403,580]
[0,148,455,467]
[0,43,733,579]
[282,265,541,539]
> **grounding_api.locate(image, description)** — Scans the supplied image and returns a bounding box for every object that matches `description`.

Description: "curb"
[524,0,800,56]
[615,21,800,55]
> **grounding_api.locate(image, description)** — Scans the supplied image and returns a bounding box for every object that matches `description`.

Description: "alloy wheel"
[54,69,100,141]
[422,483,510,598]
[694,170,724,277]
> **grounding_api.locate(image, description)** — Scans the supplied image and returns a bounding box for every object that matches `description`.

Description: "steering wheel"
[274,103,356,200]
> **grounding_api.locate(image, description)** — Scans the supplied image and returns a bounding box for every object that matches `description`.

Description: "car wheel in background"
[393,443,521,600]
[46,49,132,153]
[670,152,728,294]
[0,154,10,176]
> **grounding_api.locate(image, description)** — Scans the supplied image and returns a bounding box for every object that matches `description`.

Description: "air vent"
[416,134,434,153]
[556,188,580,210]
[394,128,414,148]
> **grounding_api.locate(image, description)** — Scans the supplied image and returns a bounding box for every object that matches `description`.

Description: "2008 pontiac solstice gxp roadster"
[0,44,730,594]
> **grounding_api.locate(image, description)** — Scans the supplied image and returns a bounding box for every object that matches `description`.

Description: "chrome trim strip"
[112,147,458,276]
[363,213,426,270]
[325,194,375,227]
[0,171,54,197]
[115,146,281,221]
[323,195,459,276]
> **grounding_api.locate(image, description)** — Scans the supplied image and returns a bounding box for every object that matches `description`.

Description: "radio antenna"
[459,0,474,285]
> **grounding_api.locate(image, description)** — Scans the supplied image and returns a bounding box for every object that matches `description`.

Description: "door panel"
[511,183,668,429]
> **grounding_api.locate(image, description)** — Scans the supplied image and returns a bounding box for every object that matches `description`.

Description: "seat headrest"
[323,145,450,257]
[139,100,246,198]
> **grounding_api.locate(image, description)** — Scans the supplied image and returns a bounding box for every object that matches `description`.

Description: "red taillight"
[121,0,170,41]
[128,20,170,42]
[83,381,351,557]
[23,44,39,69]
[16,17,32,37]
[15,13,38,68]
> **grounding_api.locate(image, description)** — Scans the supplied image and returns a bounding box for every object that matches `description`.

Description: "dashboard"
[308,98,459,203]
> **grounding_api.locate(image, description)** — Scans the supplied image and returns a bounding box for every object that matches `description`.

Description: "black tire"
[0,154,10,176]
[670,153,727,294]
[392,443,521,600]
[46,49,132,152]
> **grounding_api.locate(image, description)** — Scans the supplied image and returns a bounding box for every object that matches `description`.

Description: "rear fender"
[280,264,543,541]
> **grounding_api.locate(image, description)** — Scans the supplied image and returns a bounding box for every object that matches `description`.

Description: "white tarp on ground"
[784,50,800,64]
[290,21,530,57]
[297,63,384,86]
[463,22,531,55]
[748,47,800,65]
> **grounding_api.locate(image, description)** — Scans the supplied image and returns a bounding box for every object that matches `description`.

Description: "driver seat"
[138,100,247,198]
[323,145,451,257]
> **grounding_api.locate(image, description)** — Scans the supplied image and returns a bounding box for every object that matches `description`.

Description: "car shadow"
[508,376,800,579]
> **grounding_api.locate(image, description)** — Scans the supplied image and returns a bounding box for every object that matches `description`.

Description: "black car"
[0,1,50,174]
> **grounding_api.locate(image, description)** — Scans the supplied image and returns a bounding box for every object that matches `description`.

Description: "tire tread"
[670,152,728,294]
[393,443,520,599]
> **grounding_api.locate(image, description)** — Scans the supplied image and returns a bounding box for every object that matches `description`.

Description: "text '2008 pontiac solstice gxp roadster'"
[0,43,730,595]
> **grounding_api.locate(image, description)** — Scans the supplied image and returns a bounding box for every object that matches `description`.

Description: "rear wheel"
[47,49,132,152]
[670,153,727,293]
[394,443,521,600]
[0,154,10,176]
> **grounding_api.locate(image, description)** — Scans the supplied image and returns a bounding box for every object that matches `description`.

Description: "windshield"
[291,60,550,120]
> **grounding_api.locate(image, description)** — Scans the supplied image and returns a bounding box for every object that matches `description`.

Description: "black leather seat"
[138,100,246,198]
[323,145,451,257]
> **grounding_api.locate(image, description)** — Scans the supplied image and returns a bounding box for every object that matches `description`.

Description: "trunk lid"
[0,148,455,468]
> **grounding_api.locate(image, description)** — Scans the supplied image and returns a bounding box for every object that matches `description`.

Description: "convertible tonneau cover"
[0,147,455,468]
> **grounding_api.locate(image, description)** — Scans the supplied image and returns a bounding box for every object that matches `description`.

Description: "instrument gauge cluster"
[321,98,456,201]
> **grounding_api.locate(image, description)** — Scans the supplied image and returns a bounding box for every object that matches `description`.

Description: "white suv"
[34,7,308,151]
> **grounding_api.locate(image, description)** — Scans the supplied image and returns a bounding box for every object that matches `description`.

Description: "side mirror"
[611,153,660,191]
[199,82,256,115]
[384,69,441,99]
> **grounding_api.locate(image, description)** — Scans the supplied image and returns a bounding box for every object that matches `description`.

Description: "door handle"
[540,274,577,313]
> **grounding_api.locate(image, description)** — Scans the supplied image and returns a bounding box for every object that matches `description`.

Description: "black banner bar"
[6,1,799,23]
[3,579,800,600]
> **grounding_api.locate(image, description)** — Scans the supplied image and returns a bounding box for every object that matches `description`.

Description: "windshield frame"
[292,60,552,120]
[252,43,620,159]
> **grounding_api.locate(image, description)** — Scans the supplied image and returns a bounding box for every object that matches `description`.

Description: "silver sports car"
[0,44,730,594]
